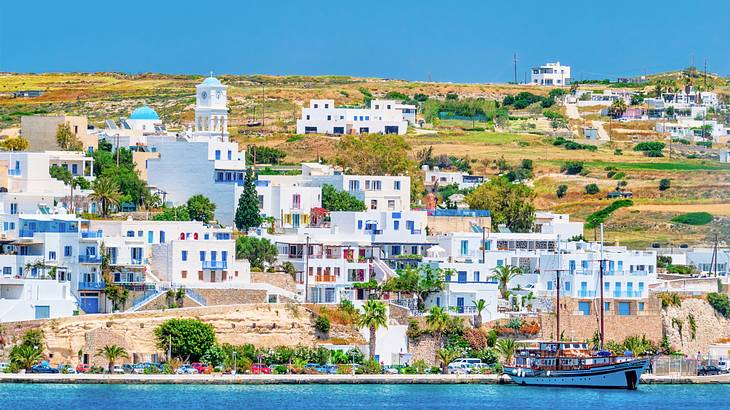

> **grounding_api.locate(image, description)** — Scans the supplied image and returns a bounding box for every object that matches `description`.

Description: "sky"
[1,0,729,83]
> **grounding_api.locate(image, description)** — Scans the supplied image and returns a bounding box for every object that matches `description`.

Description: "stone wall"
[195,288,268,305]
[407,334,439,366]
[662,297,730,355]
[0,304,364,367]
[537,296,663,343]
[136,294,201,311]
[251,272,297,293]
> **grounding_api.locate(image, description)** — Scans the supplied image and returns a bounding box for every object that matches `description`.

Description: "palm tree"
[357,300,388,360]
[436,348,460,374]
[495,338,518,364]
[472,299,487,328]
[96,344,129,373]
[425,306,450,346]
[90,176,122,217]
[608,99,628,119]
[490,265,523,299]
[10,345,43,372]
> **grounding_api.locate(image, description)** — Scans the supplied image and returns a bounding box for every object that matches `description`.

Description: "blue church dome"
[129,105,159,120]
[202,76,222,85]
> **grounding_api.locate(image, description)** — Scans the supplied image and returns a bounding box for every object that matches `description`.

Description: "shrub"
[707,293,730,318]
[634,141,665,152]
[561,161,584,175]
[614,148,623,155]
[556,184,568,198]
[612,172,626,180]
[659,178,671,191]
[154,318,216,361]
[585,184,600,195]
[644,150,664,157]
[671,212,713,225]
[658,292,682,308]
[314,316,331,334]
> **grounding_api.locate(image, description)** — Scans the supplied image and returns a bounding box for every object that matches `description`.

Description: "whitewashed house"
[296,99,415,135]
[531,62,571,86]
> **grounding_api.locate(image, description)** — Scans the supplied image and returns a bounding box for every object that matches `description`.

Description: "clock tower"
[194,74,229,141]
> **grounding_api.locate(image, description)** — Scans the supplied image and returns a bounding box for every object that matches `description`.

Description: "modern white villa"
[296,99,416,135]
[531,62,571,86]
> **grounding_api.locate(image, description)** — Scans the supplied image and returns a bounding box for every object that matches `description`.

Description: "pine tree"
[235,168,263,231]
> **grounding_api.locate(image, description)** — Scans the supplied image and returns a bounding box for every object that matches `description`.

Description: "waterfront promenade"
[1,373,729,385]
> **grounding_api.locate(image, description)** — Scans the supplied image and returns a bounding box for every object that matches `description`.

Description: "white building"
[296,99,415,135]
[531,62,571,86]
[192,76,229,142]
[423,166,485,191]
[0,277,77,322]
[533,212,584,238]
[656,119,730,143]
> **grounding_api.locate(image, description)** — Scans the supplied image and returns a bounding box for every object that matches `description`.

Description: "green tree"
[473,299,487,328]
[490,265,523,299]
[321,184,366,211]
[49,165,73,184]
[55,123,82,150]
[186,194,216,223]
[246,146,286,165]
[495,338,518,364]
[464,176,535,232]
[384,265,446,310]
[90,176,122,217]
[96,344,129,373]
[560,161,584,175]
[608,99,628,119]
[235,236,277,270]
[556,184,568,198]
[585,183,600,195]
[436,348,460,374]
[153,205,191,221]
[659,178,671,191]
[154,318,216,361]
[358,300,388,360]
[10,344,43,372]
[426,306,450,346]
[235,168,263,231]
[334,134,423,202]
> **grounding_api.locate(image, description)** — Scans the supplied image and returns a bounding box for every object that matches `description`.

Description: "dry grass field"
[1,72,728,248]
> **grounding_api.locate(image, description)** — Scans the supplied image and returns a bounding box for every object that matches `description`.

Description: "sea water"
[0,383,726,409]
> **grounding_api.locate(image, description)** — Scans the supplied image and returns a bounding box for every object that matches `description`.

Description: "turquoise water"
[0,384,726,409]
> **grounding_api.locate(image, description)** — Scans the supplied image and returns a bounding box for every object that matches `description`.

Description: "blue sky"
[2,0,728,83]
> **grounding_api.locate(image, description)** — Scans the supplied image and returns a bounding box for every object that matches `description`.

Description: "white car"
[175,365,198,374]
[0,362,9,372]
[447,363,470,374]
[113,365,125,374]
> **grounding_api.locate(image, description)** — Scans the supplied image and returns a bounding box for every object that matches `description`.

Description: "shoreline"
[1,373,729,385]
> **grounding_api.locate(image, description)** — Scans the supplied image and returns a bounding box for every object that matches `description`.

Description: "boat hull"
[504,359,650,390]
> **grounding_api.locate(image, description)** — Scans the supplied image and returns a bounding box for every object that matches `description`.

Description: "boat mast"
[599,224,605,350]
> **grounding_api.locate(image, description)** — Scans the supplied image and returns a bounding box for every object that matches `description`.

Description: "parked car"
[191,362,211,374]
[175,365,198,374]
[316,364,337,374]
[31,365,60,374]
[0,362,10,372]
[383,365,399,374]
[447,362,470,374]
[697,365,722,376]
[75,363,91,373]
[251,363,271,374]
[112,365,125,374]
[717,360,729,373]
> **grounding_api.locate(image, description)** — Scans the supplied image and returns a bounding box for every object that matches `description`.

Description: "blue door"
[79,297,99,314]
[457,271,467,283]
[456,297,465,313]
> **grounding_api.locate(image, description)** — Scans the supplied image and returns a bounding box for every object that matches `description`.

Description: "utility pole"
[710,233,719,277]
[704,58,708,90]
[304,235,310,303]
[599,224,605,350]
[513,53,518,84]
[262,84,266,128]
[481,226,486,264]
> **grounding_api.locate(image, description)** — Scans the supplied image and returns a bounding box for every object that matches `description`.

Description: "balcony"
[202,260,228,270]
[577,290,597,298]
[314,274,337,283]
[8,169,21,176]
[78,255,102,263]
[81,230,103,239]
[613,291,644,298]
[78,281,105,290]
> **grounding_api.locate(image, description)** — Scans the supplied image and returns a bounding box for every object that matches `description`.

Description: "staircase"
[371,258,397,281]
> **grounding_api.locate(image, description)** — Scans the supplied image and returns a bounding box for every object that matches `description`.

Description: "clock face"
[201,91,208,100]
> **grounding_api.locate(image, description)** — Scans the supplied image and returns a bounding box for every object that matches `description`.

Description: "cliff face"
[0,304,364,367]
[662,298,730,355]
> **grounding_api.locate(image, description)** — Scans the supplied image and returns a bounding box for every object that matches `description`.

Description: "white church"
[138,75,248,226]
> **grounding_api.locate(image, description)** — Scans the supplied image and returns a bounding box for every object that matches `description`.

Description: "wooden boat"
[503,227,650,389]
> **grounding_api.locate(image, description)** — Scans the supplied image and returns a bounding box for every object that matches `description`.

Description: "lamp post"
[232,351,237,376]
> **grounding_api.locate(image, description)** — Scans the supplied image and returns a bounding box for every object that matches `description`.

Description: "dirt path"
[632,203,730,216]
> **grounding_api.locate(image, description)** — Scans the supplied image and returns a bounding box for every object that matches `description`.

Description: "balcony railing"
[78,281,105,290]
[81,230,103,239]
[8,169,21,176]
[613,291,644,298]
[577,290,596,298]
[202,260,228,270]
[315,274,337,283]
[78,255,102,263]
[19,230,34,238]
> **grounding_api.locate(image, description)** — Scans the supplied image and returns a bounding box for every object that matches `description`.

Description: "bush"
[671,212,713,225]
[585,184,600,195]
[707,293,730,318]
[314,316,331,334]
[659,178,671,191]
[154,318,216,361]
[612,172,626,180]
[556,184,568,198]
[644,150,664,157]
[561,161,584,175]
[614,149,623,155]
[634,141,665,152]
